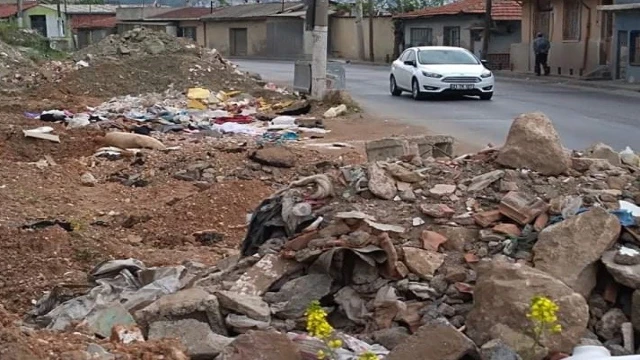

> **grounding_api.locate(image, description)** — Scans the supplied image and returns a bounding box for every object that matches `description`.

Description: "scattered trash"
[23,126,60,143]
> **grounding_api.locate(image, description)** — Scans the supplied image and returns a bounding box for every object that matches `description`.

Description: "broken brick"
[499,191,548,225]
[533,212,549,232]
[421,230,448,251]
[472,210,502,228]
[492,223,522,237]
[419,203,455,218]
[464,253,480,263]
[283,230,318,251]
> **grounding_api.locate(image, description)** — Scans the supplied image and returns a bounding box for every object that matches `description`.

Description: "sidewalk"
[494,70,640,94]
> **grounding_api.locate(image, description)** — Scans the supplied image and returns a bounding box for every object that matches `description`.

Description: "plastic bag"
[620,146,640,167]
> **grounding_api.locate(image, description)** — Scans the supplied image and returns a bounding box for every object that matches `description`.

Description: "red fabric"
[214,116,254,124]
[0,2,37,19]
[396,0,521,20]
[71,14,116,30]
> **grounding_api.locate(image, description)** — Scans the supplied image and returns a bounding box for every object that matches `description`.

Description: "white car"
[389,46,495,100]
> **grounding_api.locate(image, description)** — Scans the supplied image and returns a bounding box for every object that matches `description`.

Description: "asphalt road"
[234,59,640,150]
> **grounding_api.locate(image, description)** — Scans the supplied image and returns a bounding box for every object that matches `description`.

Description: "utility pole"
[481,0,491,60]
[355,0,365,60]
[16,0,23,28]
[310,0,328,99]
[368,0,374,62]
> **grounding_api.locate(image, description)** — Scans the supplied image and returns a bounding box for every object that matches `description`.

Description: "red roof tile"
[71,14,117,29]
[397,0,521,20]
[146,7,217,20]
[0,2,37,19]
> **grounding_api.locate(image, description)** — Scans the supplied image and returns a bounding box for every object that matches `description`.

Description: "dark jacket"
[533,36,550,54]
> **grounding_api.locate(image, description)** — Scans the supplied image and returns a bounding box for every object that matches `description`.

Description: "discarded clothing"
[214,116,254,125]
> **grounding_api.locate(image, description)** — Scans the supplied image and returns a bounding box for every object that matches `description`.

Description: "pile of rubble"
[57,28,261,98]
[0,39,37,90]
[20,112,640,359]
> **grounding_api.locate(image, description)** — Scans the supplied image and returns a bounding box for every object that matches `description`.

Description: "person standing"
[533,32,551,76]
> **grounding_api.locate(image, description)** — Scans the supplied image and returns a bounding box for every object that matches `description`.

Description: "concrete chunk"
[149,319,233,359]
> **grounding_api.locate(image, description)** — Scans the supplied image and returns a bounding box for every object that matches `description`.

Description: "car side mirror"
[404,60,416,67]
[480,59,488,65]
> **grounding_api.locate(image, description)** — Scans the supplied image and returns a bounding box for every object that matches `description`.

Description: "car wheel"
[479,92,493,101]
[411,78,423,100]
[390,76,402,96]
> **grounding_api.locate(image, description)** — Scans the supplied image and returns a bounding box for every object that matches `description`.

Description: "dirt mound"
[55,28,264,98]
[74,27,197,60]
[0,39,37,90]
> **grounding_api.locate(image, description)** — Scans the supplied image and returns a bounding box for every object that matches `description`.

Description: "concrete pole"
[368,0,374,62]
[311,0,328,99]
[17,0,23,28]
[355,0,365,60]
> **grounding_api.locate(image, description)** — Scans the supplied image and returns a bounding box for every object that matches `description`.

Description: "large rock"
[496,113,570,176]
[465,260,589,355]
[263,274,332,319]
[135,288,227,336]
[218,330,302,360]
[386,319,478,360]
[402,247,445,279]
[532,207,620,296]
[368,162,397,200]
[249,147,296,168]
[480,339,522,360]
[601,249,640,289]
[148,319,233,359]
[215,291,271,322]
[586,142,621,166]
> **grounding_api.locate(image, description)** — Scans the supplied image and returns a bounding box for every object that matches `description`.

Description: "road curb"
[495,74,640,96]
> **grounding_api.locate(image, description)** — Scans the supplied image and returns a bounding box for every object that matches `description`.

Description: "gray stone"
[86,344,115,360]
[216,291,270,322]
[402,247,445,279]
[135,288,227,336]
[230,254,301,296]
[533,207,620,296]
[218,330,302,360]
[429,184,457,196]
[399,189,417,202]
[587,142,622,166]
[467,170,505,192]
[466,260,589,355]
[148,319,233,359]
[596,308,628,341]
[85,304,136,338]
[496,112,571,176]
[372,327,411,350]
[480,339,522,360]
[144,38,165,55]
[225,314,270,333]
[368,162,397,200]
[265,274,332,319]
[80,172,97,187]
[384,163,423,183]
[602,250,640,289]
[632,290,640,332]
[386,319,478,360]
[622,322,634,353]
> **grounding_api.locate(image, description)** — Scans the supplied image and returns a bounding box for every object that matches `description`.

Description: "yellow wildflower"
[317,350,326,359]
[328,339,343,349]
[358,352,379,360]
[305,301,334,339]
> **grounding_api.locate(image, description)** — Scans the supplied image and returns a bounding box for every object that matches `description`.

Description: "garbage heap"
[25,112,640,360]
[58,27,264,98]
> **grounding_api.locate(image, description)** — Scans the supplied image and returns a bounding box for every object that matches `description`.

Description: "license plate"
[450,84,474,90]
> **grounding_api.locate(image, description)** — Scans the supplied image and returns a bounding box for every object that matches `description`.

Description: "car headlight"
[480,71,493,78]
[422,71,443,78]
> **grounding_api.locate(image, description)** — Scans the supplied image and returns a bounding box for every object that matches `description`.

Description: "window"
[399,50,410,61]
[410,28,433,47]
[443,26,461,47]
[178,27,197,41]
[417,48,479,65]
[563,0,581,40]
[631,31,640,66]
[30,15,47,37]
[405,50,417,62]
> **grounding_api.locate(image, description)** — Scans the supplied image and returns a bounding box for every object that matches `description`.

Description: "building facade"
[598,0,640,82]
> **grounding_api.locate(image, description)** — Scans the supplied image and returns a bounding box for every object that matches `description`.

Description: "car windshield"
[417,49,480,65]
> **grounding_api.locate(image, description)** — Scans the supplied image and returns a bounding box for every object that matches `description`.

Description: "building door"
[30,15,47,37]
[443,26,461,47]
[600,1,613,65]
[616,31,628,80]
[229,28,248,56]
[470,29,483,58]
